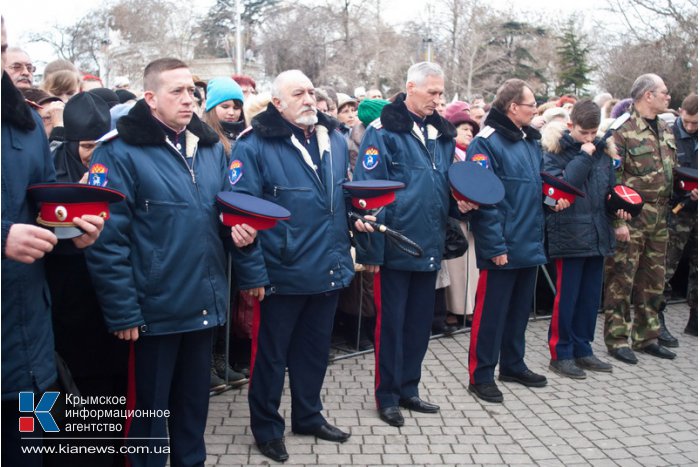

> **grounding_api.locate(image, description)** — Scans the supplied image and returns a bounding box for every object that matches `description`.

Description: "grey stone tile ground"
[204,303,698,466]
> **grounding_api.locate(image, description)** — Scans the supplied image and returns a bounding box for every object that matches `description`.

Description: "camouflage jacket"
[613,106,676,206]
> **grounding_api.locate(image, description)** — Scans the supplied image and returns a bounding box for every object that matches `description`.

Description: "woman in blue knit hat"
[203,77,246,156]
[202,77,250,391]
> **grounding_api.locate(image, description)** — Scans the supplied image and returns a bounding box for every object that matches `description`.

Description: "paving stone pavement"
[204,303,698,466]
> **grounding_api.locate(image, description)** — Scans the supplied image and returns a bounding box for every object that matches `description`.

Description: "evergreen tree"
[556,17,594,96]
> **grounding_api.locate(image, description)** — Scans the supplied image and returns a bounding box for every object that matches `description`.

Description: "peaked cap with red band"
[343,180,405,211]
[675,167,698,192]
[216,192,290,230]
[449,161,505,206]
[28,183,126,239]
[541,172,585,207]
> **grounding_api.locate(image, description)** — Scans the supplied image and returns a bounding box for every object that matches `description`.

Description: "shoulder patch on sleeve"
[96,128,119,143]
[470,154,490,169]
[475,126,495,139]
[362,146,380,170]
[89,163,109,187]
[228,159,243,186]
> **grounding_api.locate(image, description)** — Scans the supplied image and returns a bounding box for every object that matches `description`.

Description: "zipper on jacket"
[411,132,437,169]
[166,139,198,184]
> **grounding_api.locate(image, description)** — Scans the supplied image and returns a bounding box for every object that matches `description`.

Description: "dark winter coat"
[84,99,230,335]
[352,93,456,271]
[227,104,355,295]
[1,73,57,399]
[466,106,547,270]
[541,123,617,258]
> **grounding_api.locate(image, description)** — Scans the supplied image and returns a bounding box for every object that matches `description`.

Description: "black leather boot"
[657,309,679,348]
[685,308,698,336]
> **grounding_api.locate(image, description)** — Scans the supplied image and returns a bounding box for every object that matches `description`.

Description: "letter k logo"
[19,392,60,432]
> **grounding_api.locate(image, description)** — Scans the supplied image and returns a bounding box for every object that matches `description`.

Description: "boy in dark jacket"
[542,100,631,379]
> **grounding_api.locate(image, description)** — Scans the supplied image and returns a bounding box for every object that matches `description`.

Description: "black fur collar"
[1,73,36,131]
[483,106,541,142]
[379,93,456,140]
[116,99,219,146]
[250,103,338,139]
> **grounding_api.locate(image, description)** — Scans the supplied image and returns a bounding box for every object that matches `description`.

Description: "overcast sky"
[3,0,616,64]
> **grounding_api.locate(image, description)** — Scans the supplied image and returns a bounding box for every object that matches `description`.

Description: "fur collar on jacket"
[1,73,36,131]
[116,99,219,147]
[483,106,540,142]
[541,121,616,157]
[250,103,338,139]
[379,93,456,141]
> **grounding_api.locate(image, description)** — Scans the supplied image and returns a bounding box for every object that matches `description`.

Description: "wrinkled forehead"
[6,49,30,63]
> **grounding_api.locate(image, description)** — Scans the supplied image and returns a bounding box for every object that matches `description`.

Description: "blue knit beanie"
[205,78,244,112]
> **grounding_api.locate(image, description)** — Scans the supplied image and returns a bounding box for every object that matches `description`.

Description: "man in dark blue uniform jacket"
[229,70,367,463]
[465,79,569,404]
[1,17,103,467]
[85,58,256,467]
[352,62,474,428]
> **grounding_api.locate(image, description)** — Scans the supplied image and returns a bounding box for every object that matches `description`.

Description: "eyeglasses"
[515,102,538,108]
[653,89,670,96]
[8,62,36,73]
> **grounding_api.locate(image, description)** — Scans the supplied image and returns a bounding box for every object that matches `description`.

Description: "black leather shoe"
[575,355,613,373]
[640,343,676,359]
[468,383,503,403]
[399,396,440,413]
[378,406,404,427]
[549,359,586,379]
[257,438,289,462]
[608,347,638,364]
[498,369,547,387]
[296,422,350,443]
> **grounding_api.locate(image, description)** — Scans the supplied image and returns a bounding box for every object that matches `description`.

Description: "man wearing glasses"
[603,73,678,363]
[465,79,570,403]
[4,47,34,89]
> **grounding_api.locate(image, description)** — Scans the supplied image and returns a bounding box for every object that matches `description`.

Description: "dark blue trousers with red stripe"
[374,269,437,409]
[127,327,213,467]
[548,256,605,361]
[248,292,339,444]
[468,267,536,385]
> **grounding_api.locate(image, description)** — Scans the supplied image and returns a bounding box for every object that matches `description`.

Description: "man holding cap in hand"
[84,58,257,467]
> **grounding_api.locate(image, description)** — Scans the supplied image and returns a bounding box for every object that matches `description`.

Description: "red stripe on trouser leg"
[548,259,564,360]
[248,294,262,386]
[372,271,382,408]
[123,341,136,467]
[468,270,489,384]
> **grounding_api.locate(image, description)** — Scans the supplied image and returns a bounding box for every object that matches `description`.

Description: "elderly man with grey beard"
[4,46,34,89]
[228,70,374,463]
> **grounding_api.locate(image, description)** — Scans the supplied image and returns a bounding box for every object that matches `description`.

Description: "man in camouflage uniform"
[603,73,677,364]
[659,93,697,340]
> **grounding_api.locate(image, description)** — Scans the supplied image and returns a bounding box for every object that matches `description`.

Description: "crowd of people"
[2,14,697,466]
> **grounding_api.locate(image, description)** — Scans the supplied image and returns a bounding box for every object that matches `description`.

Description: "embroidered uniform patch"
[89,163,109,187]
[470,154,490,169]
[612,157,622,170]
[362,146,380,171]
[228,160,243,186]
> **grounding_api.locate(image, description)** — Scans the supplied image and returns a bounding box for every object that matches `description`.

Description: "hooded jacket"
[1,73,57,399]
[541,122,617,258]
[84,99,230,335]
[352,93,456,271]
[227,104,354,295]
[466,106,547,270]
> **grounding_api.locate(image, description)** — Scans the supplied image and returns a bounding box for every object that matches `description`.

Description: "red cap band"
[351,191,396,210]
[542,184,577,203]
[450,187,477,204]
[38,202,109,227]
[221,213,278,230]
[679,180,698,191]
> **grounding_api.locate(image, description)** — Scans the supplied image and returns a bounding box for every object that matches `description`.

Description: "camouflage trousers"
[603,202,668,349]
[663,209,698,311]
